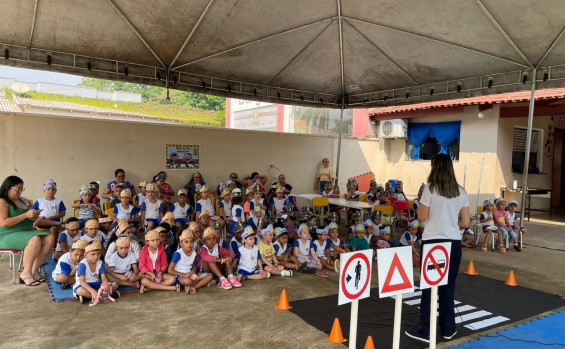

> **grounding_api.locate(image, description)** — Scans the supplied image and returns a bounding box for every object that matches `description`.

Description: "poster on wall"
[166,144,199,169]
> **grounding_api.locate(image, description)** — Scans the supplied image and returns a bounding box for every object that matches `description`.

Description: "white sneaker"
[281,270,292,277]
[334,259,340,273]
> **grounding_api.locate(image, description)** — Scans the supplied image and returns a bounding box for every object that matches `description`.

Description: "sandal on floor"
[497,245,507,253]
[139,285,146,294]
[60,282,69,290]
[185,286,196,294]
[481,245,487,252]
[175,284,181,293]
[316,271,328,278]
[19,275,40,286]
[33,273,46,283]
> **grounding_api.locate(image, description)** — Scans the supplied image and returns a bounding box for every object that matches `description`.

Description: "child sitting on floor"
[105,220,141,264]
[313,227,334,273]
[376,226,392,249]
[399,220,421,265]
[107,236,142,289]
[507,200,527,251]
[53,218,82,260]
[230,221,245,252]
[273,227,300,271]
[167,229,213,294]
[235,227,270,282]
[229,188,245,236]
[33,179,66,243]
[81,219,107,248]
[293,224,326,277]
[52,239,88,289]
[169,189,193,233]
[73,240,119,305]
[258,225,293,277]
[198,227,240,290]
[140,184,162,231]
[363,219,374,247]
[327,222,348,271]
[139,229,180,293]
[348,224,376,258]
[348,210,363,241]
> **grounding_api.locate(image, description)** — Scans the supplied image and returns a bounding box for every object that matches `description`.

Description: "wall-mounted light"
[477,111,485,119]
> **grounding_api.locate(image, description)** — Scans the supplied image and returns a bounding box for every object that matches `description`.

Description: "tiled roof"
[370,88,565,116]
[11,96,150,118]
[0,98,22,113]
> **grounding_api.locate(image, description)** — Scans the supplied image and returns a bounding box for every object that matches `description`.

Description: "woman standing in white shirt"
[405,154,470,344]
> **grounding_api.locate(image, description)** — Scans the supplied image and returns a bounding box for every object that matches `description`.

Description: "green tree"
[78,78,225,111]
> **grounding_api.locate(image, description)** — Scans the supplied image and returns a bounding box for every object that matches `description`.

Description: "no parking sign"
[420,242,452,289]
[338,250,373,306]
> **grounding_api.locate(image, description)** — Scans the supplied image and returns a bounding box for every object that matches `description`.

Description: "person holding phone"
[0,176,54,286]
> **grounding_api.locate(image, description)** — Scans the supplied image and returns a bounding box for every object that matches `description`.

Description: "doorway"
[552,128,565,207]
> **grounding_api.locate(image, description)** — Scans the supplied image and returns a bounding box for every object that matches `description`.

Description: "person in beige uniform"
[315,158,335,194]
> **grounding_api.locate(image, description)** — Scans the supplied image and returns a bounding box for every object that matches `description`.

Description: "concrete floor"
[0,219,563,349]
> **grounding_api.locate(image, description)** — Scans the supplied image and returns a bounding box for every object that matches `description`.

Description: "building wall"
[0,113,379,208]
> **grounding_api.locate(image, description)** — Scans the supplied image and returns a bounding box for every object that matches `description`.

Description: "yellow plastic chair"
[359,194,368,203]
[105,208,113,219]
[72,199,80,218]
[194,193,216,210]
[27,199,33,207]
[312,196,329,220]
[103,200,112,212]
[373,204,396,238]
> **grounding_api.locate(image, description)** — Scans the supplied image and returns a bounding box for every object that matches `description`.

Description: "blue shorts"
[174,218,188,225]
[237,267,260,276]
[145,218,161,225]
[73,281,102,295]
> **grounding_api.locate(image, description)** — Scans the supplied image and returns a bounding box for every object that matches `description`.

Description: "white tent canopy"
[1,0,563,223]
[1,0,565,108]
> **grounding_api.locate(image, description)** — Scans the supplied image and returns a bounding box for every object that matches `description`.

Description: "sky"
[0,66,83,85]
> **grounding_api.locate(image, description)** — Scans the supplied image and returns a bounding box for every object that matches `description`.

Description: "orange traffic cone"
[561,293,565,300]
[275,289,292,310]
[364,335,375,349]
[326,318,347,343]
[464,260,478,275]
[504,270,518,287]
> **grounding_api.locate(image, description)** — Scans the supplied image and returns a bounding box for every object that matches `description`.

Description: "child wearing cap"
[53,217,82,260]
[219,188,232,224]
[72,185,101,229]
[32,179,66,243]
[376,226,392,249]
[73,240,118,305]
[112,189,138,225]
[108,183,125,209]
[235,227,270,282]
[198,227,240,289]
[271,187,287,217]
[370,210,383,237]
[230,189,245,236]
[135,181,147,208]
[243,187,253,220]
[139,229,180,294]
[140,183,163,231]
[348,210,364,239]
[156,226,172,262]
[400,220,422,263]
[326,222,347,270]
[363,219,375,247]
[313,227,333,273]
[195,185,214,221]
[321,182,333,197]
[168,189,194,233]
[507,200,527,251]
[393,181,408,201]
[273,227,300,271]
[105,219,141,262]
[248,184,267,230]
[493,198,515,250]
[293,224,326,276]
[53,239,88,289]
[258,225,293,277]
[229,222,245,252]
[98,217,114,248]
[168,229,213,294]
[89,182,101,206]
[107,237,142,289]
[81,218,107,251]
[348,224,376,258]
[198,227,241,290]
[367,180,379,203]
[479,199,505,253]
[384,182,394,197]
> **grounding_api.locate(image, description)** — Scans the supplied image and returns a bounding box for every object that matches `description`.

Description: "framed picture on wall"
[166,144,200,169]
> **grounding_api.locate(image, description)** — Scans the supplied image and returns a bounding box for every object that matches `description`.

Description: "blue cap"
[316,227,328,235]
[408,220,420,228]
[274,227,288,237]
[43,179,56,190]
[326,222,338,231]
[242,226,256,239]
[355,224,365,233]
[508,199,519,207]
[363,219,372,227]
[298,223,309,233]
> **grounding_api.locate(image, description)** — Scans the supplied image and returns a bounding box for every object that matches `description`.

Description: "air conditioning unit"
[379,119,407,138]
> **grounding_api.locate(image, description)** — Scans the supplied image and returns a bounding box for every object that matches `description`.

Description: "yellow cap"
[120,189,132,198]
[116,237,131,248]
[116,219,129,235]
[71,239,88,250]
[203,227,215,239]
[85,240,102,253]
[145,229,160,241]
[85,219,99,229]
[189,221,199,230]
[66,221,80,230]
[200,209,210,217]
[162,212,175,221]
[180,229,194,241]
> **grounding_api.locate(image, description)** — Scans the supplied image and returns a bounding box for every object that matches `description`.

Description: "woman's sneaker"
[219,278,233,290]
[227,276,242,287]
[281,270,293,277]
[405,328,429,343]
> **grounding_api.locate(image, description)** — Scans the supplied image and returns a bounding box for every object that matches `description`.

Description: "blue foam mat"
[451,311,565,349]
[42,258,136,302]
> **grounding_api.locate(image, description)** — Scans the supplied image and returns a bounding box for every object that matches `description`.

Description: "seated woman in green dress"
[0,176,54,286]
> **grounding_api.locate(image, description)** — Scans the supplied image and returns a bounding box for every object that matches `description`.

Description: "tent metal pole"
[519,68,537,227]
[335,0,345,185]
[336,103,344,182]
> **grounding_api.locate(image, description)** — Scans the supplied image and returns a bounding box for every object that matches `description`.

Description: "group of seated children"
[479,197,527,252]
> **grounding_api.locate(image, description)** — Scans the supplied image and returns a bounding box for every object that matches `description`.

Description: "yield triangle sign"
[377,247,414,298]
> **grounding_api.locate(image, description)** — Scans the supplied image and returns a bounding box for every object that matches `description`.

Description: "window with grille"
[512,126,543,173]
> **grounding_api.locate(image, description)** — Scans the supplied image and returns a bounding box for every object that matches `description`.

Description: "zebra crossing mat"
[289,274,564,348]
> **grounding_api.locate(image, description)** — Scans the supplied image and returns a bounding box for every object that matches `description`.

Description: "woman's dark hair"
[427,154,460,198]
[250,172,259,179]
[232,196,243,206]
[0,175,23,207]
[189,172,205,184]
[114,169,125,177]
[65,217,79,224]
